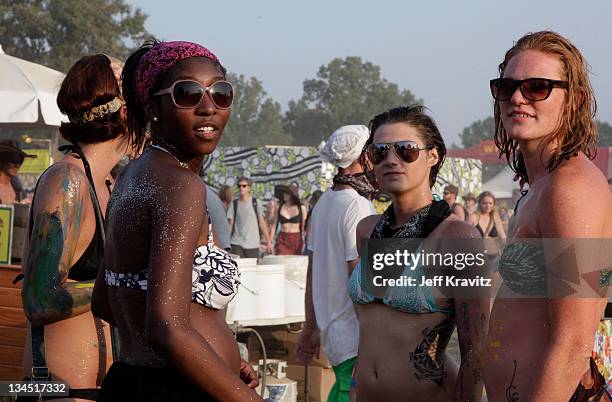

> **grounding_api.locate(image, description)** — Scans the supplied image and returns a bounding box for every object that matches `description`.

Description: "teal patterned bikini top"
[498,240,547,296]
[349,200,454,315]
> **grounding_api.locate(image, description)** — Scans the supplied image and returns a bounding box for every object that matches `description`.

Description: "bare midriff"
[22,311,113,388]
[354,303,458,402]
[109,288,240,374]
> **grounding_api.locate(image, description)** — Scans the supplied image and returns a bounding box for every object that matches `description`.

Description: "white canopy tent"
[0,45,65,128]
[481,165,520,199]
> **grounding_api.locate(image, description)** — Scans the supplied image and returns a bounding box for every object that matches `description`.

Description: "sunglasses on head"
[366,141,433,165]
[490,78,568,102]
[153,80,234,109]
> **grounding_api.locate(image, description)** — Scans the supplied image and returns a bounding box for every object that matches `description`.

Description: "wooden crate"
[0,264,26,380]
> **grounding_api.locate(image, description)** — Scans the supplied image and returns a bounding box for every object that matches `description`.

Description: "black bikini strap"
[421,200,452,238]
[57,144,106,248]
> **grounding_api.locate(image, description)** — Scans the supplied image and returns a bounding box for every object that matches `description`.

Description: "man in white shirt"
[296,125,375,402]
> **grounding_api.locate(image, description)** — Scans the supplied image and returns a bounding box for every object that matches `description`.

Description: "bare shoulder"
[540,155,612,236]
[133,155,206,202]
[357,214,380,240]
[33,162,90,212]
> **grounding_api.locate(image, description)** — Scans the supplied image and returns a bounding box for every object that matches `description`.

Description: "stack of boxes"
[248,326,335,402]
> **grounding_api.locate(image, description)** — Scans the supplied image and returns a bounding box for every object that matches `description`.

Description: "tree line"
[2,0,611,148]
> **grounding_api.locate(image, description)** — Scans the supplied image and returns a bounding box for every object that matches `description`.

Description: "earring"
[152,116,159,122]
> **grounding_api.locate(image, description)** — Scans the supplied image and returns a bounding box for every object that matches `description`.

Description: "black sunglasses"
[238,184,249,188]
[153,80,234,109]
[366,141,433,165]
[490,78,568,102]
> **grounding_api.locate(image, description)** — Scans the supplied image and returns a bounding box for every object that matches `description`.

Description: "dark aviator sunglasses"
[490,78,568,102]
[366,141,433,165]
[153,80,234,109]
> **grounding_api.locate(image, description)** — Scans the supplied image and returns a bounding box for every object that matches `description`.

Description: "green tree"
[221,73,292,147]
[597,120,612,146]
[0,0,148,72]
[458,118,612,148]
[285,57,421,146]
[459,116,495,148]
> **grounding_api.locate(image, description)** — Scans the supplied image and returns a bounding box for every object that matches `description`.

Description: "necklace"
[149,144,189,169]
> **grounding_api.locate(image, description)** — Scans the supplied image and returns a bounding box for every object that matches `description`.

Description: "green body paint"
[22,165,93,325]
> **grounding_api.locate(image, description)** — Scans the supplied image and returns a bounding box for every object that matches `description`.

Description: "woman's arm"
[525,177,611,401]
[454,298,489,402]
[493,213,507,241]
[446,221,489,402]
[22,164,96,326]
[145,171,260,401]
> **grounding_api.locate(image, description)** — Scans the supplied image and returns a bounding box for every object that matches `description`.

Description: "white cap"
[318,125,369,169]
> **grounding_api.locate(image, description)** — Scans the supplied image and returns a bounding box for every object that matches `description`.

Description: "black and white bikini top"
[105,207,241,310]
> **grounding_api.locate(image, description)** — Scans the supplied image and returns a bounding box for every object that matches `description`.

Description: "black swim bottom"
[98,361,215,402]
[15,378,98,401]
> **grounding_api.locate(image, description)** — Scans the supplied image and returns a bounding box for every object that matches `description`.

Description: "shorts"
[230,244,260,258]
[327,357,356,402]
[275,232,304,255]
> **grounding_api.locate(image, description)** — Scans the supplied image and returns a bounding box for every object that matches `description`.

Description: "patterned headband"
[134,41,220,104]
[70,97,125,123]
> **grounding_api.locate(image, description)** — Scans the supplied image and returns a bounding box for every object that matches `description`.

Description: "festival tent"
[481,165,520,199]
[0,45,65,128]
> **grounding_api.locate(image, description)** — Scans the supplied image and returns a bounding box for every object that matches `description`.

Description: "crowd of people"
[7,29,612,402]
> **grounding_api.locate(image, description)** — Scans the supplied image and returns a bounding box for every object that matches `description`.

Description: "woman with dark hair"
[0,140,36,204]
[350,105,489,401]
[91,40,260,401]
[484,31,612,401]
[19,54,129,401]
[269,185,307,255]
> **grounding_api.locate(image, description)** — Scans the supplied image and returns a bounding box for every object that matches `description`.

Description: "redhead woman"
[483,31,612,401]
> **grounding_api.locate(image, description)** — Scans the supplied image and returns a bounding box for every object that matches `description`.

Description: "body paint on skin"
[22,165,94,325]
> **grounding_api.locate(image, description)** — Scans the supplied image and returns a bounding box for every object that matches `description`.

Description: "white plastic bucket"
[226,263,258,323]
[261,256,307,317]
[256,264,286,319]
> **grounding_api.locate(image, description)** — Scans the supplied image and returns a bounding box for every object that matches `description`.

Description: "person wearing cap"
[296,125,376,402]
[269,184,307,255]
[0,140,36,204]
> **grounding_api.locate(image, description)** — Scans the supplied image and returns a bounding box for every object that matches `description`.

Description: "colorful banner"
[202,146,481,203]
[0,204,14,264]
[20,148,51,174]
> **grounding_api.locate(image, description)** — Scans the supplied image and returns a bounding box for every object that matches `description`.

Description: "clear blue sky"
[127,0,612,146]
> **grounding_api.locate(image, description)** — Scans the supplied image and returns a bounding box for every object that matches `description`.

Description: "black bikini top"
[476,222,498,238]
[28,144,106,281]
[279,214,301,224]
[277,204,303,227]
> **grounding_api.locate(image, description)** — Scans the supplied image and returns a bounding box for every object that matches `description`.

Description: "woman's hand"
[240,359,259,388]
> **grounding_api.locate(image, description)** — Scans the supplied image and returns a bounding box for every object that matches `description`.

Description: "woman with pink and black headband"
[92,40,262,401]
